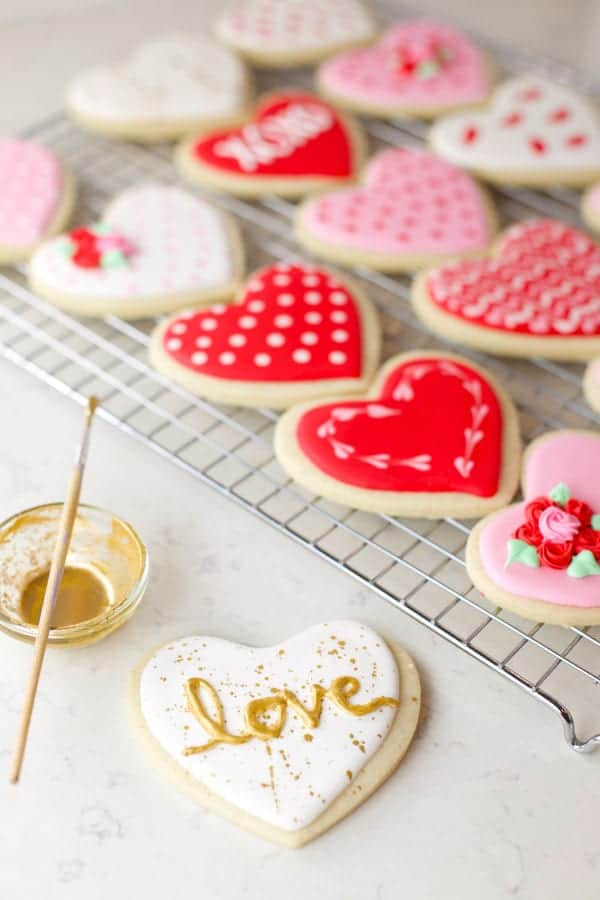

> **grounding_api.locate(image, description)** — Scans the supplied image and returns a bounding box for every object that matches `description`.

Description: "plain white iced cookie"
[67,35,251,142]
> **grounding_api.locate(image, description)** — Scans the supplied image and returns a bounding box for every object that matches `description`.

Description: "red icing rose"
[514,522,543,547]
[564,498,593,527]
[524,496,553,526]
[574,527,600,557]
[538,540,574,569]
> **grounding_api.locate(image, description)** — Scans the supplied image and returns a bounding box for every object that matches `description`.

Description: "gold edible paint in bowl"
[0,503,148,646]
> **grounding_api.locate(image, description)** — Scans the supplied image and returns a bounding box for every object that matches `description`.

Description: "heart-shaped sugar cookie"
[150,263,380,408]
[0,140,75,264]
[275,351,520,518]
[135,621,420,847]
[296,147,496,272]
[67,35,250,142]
[430,76,600,186]
[215,0,377,67]
[176,92,365,198]
[317,19,492,118]
[414,219,600,360]
[467,431,600,625]
[28,184,244,319]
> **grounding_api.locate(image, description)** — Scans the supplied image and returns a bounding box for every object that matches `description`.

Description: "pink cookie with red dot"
[150,263,381,409]
[430,75,600,187]
[414,219,600,360]
[296,147,496,272]
[0,139,75,263]
[317,19,492,119]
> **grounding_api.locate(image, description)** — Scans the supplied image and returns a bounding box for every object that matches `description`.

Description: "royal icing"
[65,225,136,269]
[296,357,502,495]
[480,432,600,607]
[139,621,399,831]
[430,76,600,174]
[192,94,354,179]
[299,147,491,257]
[318,19,489,111]
[0,140,63,248]
[425,219,600,338]
[67,36,247,123]
[162,263,362,381]
[215,0,375,55]
[29,184,235,302]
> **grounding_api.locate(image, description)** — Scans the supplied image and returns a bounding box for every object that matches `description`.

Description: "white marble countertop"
[1,3,599,899]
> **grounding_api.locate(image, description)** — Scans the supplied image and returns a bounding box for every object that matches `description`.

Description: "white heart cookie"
[430,75,600,186]
[135,621,420,847]
[28,184,244,319]
[67,36,250,141]
[215,0,377,66]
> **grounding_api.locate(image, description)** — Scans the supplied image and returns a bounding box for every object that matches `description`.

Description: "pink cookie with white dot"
[296,146,496,272]
[150,263,381,409]
[0,139,75,263]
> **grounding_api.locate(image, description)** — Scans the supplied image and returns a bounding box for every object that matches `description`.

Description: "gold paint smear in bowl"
[0,503,148,646]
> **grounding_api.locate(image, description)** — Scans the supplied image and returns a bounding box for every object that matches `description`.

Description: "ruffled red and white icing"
[431,76,600,174]
[318,19,489,111]
[295,356,503,495]
[191,93,354,179]
[215,0,375,55]
[480,432,600,607]
[299,147,491,257]
[425,219,600,337]
[162,264,363,382]
[0,140,63,248]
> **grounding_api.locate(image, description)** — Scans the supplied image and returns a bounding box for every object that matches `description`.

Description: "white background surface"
[0,2,599,898]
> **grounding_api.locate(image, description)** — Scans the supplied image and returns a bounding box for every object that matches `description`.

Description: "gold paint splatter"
[304,734,313,743]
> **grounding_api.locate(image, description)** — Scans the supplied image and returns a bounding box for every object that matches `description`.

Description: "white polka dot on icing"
[302,274,320,286]
[166,337,182,350]
[331,310,348,323]
[239,315,257,329]
[219,351,236,365]
[248,279,263,291]
[330,291,348,305]
[266,332,285,347]
[201,317,218,331]
[300,331,318,346]
[192,351,208,365]
[277,293,295,307]
[273,274,291,286]
[196,335,212,348]
[293,348,311,363]
[305,311,322,324]
[304,291,322,304]
[211,304,227,314]
[229,333,247,347]
[254,352,271,367]
[332,329,349,343]
[171,322,187,334]
[329,351,347,365]
[274,314,293,328]
[248,299,265,313]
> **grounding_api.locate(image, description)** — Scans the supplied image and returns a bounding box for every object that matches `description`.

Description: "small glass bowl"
[0,502,148,646]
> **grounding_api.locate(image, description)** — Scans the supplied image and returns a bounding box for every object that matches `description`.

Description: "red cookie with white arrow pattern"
[150,263,380,409]
[275,351,520,518]
[175,91,366,198]
[413,219,600,360]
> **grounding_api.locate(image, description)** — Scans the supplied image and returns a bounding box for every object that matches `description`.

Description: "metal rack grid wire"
[2,0,600,752]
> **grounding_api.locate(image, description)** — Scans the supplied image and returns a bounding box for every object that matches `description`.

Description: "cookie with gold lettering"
[133,621,420,847]
[176,91,366,198]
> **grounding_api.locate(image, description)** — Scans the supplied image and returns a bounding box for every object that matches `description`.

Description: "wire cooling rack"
[2,0,600,752]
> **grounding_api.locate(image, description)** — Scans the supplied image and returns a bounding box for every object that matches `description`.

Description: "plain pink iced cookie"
[317,19,491,117]
[467,431,600,625]
[0,140,68,257]
[296,147,495,271]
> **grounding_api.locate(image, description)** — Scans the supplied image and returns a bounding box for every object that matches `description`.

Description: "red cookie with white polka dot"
[430,76,600,187]
[150,263,381,409]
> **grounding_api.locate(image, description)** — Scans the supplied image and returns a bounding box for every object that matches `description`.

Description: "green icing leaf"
[505,539,540,569]
[567,550,600,578]
[101,249,127,269]
[417,60,440,79]
[60,239,74,257]
[91,222,112,236]
[549,482,570,505]
[591,514,600,531]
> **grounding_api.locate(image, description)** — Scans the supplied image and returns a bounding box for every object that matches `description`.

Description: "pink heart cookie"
[0,140,74,263]
[467,431,600,625]
[296,147,495,272]
[317,19,492,118]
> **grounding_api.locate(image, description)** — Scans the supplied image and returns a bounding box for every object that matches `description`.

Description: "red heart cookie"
[275,352,520,518]
[414,219,600,360]
[296,147,496,272]
[150,263,380,408]
[176,92,365,197]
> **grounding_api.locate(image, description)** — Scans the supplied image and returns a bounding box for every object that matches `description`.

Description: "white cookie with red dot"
[0,139,75,264]
[150,263,381,408]
[28,184,244,319]
[215,0,377,67]
[430,76,600,187]
[67,35,252,143]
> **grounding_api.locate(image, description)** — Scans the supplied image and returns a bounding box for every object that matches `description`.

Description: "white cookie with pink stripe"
[215,0,376,67]
[0,140,75,263]
[28,184,244,319]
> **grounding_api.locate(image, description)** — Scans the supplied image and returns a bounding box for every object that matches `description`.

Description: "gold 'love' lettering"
[182,675,399,757]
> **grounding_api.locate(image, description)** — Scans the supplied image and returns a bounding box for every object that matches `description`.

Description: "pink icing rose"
[538,506,580,542]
